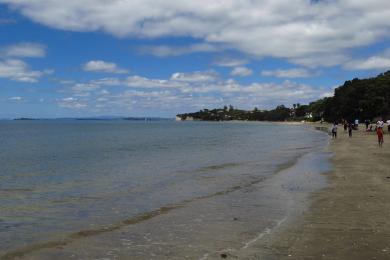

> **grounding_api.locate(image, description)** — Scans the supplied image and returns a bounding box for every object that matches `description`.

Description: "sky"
[1,0,390,118]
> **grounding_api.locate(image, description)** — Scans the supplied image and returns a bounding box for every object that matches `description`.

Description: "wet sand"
[239,126,390,259]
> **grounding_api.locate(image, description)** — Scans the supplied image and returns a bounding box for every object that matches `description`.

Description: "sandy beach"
[238,126,390,260]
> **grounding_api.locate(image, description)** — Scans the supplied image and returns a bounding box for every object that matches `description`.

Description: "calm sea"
[0,120,330,259]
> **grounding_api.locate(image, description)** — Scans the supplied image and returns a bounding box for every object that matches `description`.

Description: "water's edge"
[228,124,333,259]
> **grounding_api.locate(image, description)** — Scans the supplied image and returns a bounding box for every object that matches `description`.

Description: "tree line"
[177,71,390,122]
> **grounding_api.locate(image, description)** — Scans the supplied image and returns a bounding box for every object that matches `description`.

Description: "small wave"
[196,162,242,172]
[0,188,34,193]
[293,146,313,150]
[50,196,100,204]
[242,216,287,249]
[199,217,288,260]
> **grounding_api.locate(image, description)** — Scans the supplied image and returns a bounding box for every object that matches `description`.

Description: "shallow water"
[0,120,329,258]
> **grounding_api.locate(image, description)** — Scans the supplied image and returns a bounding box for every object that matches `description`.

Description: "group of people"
[330,118,390,147]
[331,119,355,139]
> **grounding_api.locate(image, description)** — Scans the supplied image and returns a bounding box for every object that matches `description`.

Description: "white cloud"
[83,60,128,74]
[343,48,390,70]
[71,83,99,93]
[261,68,313,78]
[3,1,390,67]
[123,71,218,89]
[213,57,248,67]
[125,75,174,89]
[43,69,54,74]
[345,56,390,70]
[170,71,218,82]
[289,53,349,68]
[8,96,22,101]
[1,42,46,58]
[0,59,43,82]
[58,97,87,109]
[99,89,110,95]
[230,66,252,77]
[138,43,220,57]
[91,77,122,86]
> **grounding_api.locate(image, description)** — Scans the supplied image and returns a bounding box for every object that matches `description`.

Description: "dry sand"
[238,126,390,260]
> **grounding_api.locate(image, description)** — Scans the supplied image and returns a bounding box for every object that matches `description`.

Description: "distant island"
[13,118,38,121]
[12,117,173,121]
[177,71,390,122]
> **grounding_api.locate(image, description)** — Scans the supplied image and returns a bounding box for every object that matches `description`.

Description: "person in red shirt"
[377,126,384,147]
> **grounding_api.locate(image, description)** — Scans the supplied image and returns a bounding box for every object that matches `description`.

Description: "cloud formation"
[8,96,22,101]
[345,56,390,70]
[230,67,253,77]
[58,70,331,114]
[3,0,390,67]
[1,42,46,58]
[58,97,87,109]
[344,49,390,70]
[83,60,128,74]
[170,71,218,82]
[213,57,248,67]
[0,59,44,82]
[261,68,313,78]
[138,43,220,57]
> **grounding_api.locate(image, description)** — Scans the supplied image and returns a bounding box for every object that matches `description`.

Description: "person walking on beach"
[331,122,338,139]
[377,126,384,147]
[376,119,384,147]
[348,123,353,137]
[365,119,370,130]
[343,120,348,132]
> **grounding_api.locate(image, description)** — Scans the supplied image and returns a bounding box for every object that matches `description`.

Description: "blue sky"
[0,0,390,118]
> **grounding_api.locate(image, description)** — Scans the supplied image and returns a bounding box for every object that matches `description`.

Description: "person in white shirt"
[377,119,384,129]
[387,119,390,133]
[331,123,338,139]
[354,119,359,129]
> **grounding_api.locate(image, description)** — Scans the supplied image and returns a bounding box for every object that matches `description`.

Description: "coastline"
[238,125,390,259]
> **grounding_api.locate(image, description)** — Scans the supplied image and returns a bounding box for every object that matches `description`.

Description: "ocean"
[0,120,330,259]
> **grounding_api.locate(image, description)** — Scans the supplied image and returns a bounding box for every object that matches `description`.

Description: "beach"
[238,126,390,259]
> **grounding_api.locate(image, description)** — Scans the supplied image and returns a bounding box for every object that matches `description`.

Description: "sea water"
[0,120,330,258]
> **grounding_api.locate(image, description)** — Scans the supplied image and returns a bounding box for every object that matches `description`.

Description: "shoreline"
[238,125,390,259]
